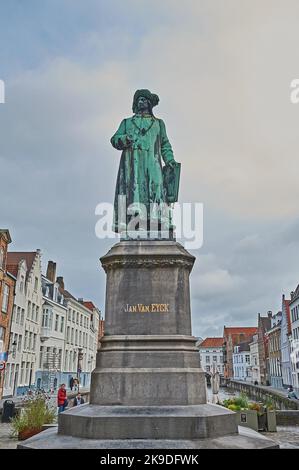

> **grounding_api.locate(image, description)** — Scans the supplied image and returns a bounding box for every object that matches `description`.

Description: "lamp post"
[9,340,17,359]
[77,348,83,393]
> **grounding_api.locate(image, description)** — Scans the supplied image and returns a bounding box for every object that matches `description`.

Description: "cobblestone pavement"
[1,420,299,449]
[262,426,299,448]
[0,423,18,449]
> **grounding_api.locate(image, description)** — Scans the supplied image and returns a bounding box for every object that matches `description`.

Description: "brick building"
[266,311,283,389]
[223,326,258,379]
[0,229,16,398]
[257,312,272,385]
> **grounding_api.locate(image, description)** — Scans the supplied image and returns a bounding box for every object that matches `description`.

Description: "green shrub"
[11,397,56,437]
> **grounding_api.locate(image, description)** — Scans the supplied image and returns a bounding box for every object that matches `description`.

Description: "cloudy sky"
[1,0,299,338]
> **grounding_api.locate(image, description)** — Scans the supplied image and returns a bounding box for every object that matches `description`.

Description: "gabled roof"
[83,301,96,312]
[223,326,257,336]
[58,287,76,301]
[199,337,224,348]
[7,252,37,278]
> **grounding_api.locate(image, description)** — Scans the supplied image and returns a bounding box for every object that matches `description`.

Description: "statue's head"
[132,89,159,115]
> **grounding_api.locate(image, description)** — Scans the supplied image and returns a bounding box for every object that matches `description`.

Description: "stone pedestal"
[19,240,278,448]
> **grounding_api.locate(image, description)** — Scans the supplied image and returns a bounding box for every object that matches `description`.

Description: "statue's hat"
[132,89,159,113]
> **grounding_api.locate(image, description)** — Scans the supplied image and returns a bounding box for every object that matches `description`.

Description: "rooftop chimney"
[56,276,65,290]
[78,298,84,303]
[46,261,56,283]
[267,310,272,318]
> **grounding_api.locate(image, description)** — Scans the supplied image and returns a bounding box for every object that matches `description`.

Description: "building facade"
[257,312,272,385]
[3,250,43,396]
[232,342,251,381]
[0,230,15,399]
[280,295,292,388]
[35,262,67,391]
[223,326,258,379]
[249,334,260,384]
[267,311,283,389]
[289,285,299,390]
[60,292,99,389]
[197,337,224,375]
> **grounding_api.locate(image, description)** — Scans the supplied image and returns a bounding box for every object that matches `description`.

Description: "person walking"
[69,377,74,391]
[57,384,68,413]
[73,393,85,407]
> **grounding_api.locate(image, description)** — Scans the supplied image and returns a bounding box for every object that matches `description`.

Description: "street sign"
[0,352,8,362]
[0,361,6,371]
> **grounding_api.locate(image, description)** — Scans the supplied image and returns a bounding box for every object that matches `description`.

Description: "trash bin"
[1,400,15,423]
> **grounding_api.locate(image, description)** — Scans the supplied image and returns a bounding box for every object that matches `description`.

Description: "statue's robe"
[111,115,175,232]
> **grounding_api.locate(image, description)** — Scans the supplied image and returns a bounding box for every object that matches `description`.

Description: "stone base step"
[17,425,278,449]
[57,404,238,440]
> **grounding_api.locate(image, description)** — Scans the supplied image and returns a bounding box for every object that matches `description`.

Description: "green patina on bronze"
[111,89,180,233]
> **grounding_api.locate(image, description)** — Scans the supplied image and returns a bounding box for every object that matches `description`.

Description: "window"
[25,362,30,384]
[213,356,217,363]
[66,326,70,342]
[20,362,25,384]
[35,306,39,323]
[76,312,79,324]
[80,315,83,326]
[18,335,22,352]
[31,304,35,321]
[55,314,59,331]
[2,284,9,313]
[21,309,25,326]
[65,350,68,370]
[24,330,28,350]
[39,347,44,368]
[34,277,38,292]
[72,310,75,322]
[0,247,4,269]
[206,365,210,372]
[27,301,31,319]
[68,309,71,321]
[16,306,20,324]
[206,355,210,363]
[20,275,25,293]
[60,316,65,333]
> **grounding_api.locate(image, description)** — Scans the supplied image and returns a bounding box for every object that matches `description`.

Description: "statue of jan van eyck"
[111,89,180,234]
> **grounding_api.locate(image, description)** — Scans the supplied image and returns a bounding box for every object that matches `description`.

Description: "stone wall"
[224,379,299,410]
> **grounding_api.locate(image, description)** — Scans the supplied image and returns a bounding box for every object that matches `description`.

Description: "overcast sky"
[1,0,299,338]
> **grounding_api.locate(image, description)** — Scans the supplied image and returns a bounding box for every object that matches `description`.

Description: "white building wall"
[290,297,299,390]
[250,338,261,384]
[4,251,43,397]
[233,349,251,381]
[198,347,224,375]
[62,299,99,389]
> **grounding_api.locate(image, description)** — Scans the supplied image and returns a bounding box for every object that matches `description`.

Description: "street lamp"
[9,340,17,359]
[77,348,83,392]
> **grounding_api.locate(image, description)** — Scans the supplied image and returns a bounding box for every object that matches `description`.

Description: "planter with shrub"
[220,393,276,432]
[11,396,57,441]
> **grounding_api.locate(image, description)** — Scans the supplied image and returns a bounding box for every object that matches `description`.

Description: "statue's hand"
[125,135,133,147]
[167,160,176,169]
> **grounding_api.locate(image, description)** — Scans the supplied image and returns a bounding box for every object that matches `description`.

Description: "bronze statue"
[111,89,180,234]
